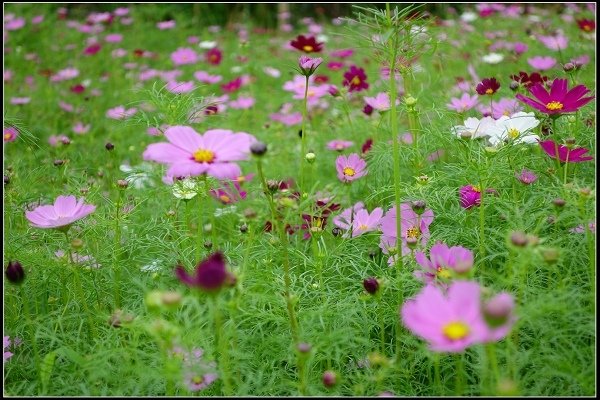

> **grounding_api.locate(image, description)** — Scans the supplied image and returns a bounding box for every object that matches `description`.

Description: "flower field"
[3,3,596,396]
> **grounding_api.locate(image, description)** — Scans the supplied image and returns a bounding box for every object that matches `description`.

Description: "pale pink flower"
[157,20,176,30]
[106,106,137,120]
[25,195,96,229]
[171,48,199,66]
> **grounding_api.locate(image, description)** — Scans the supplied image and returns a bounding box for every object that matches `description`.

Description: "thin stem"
[377,293,385,353]
[455,353,464,396]
[211,295,232,395]
[434,353,442,395]
[113,188,122,309]
[300,75,309,194]
[195,175,208,261]
[487,343,500,394]
[21,286,42,394]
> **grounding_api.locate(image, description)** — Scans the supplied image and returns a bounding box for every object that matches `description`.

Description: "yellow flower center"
[343,167,356,176]
[436,266,452,279]
[485,88,494,95]
[584,25,591,32]
[443,321,470,340]
[307,89,315,97]
[4,132,13,141]
[471,185,481,192]
[508,128,520,139]
[192,375,204,384]
[236,176,245,183]
[358,224,369,231]
[351,76,361,86]
[406,226,420,239]
[193,148,215,163]
[219,194,231,203]
[545,101,564,111]
[335,143,344,150]
[303,45,313,52]
[209,54,217,61]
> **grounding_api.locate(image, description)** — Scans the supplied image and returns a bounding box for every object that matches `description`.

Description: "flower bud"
[239,224,248,233]
[105,142,115,151]
[161,291,183,308]
[71,238,84,249]
[509,81,519,91]
[5,260,25,284]
[3,175,9,186]
[406,236,418,249]
[363,277,379,295]
[243,207,257,219]
[483,292,514,328]
[203,240,213,249]
[566,115,576,124]
[415,175,430,185]
[541,248,559,264]
[332,227,343,237]
[323,370,337,388]
[53,159,64,166]
[526,234,539,247]
[405,95,417,107]
[108,309,135,328]
[411,200,426,215]
[266,179,280,193]
[552,198,566,208]
[305,152,316,164]
[563,62,575,72]
[297,342,312,354]
[510,231,528,247]
[117,179,129,189]
[250,141,267,156]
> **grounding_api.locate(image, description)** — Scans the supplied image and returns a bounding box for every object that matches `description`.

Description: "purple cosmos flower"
[335,153,367,182]
[379,203,435,261]
[459,185,481,209]
[175,252,230,292]
[401,281,490,352]
[513,42,528,54]
[516,79,595,115]
[326,140,354,151]
[299,55,323,77]
[25,195,96,230]
[539,140,594,163]
[515,169,538,185]
[447,93,479,113]
[527,56,557,71]
[414,242,474,285]
[343,66,369,92]
[106,106,137,119]
[143,125,256,180]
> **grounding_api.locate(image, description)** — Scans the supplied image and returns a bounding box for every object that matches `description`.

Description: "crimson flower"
[343,66,369,92]
[290,35,323,53]
[221,77,242,93]
[516,79,595,115]
[539,140,594,163]
[476,78,500,95]
[510,71,548,89]
[205,48,222,65]
[175,252,233,292]
[577,19,595,32]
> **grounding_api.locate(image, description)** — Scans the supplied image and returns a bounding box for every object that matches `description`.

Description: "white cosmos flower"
[486,112,540,147]
[316,34,328,43]
[482,53,504,64]
[172,178,199,200]
[451,117,496,139]
[199,40,217,49]
[461,12,477,22]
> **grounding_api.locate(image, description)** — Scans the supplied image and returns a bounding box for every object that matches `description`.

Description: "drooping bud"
[323,370,337,388]
[250,141,267,156]
[411,200,426,215]
[105,142,115,151]
[363,277,379,295]
[510,231,528,247]
[483,292,515,328]
[5,260,25,284]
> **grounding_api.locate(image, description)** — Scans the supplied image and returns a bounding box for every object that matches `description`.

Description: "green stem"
[300,75,309,194]
[486,343,500,394]
[377,293,385,353]
[211,295,232,395]
[455,353,464,396]
[21,286,42,394]
[195,175,208,261]
[113,188,122,309]
[434,353,442,395]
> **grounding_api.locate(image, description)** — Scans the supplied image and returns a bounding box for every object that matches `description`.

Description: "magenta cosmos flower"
[290,35,323,53]
[343,66,369,92]
[414,242,474,285]
[516,79,595,115]
[4,126,19,142]
[459,185,481,209]
[143,125,256,180]
[476,77,500,95]
[401,280,489,352]
[539,140,594,163]
[175,252,231,292]
[336,153,367,182]
[205,48,222,65]
[298,55,323,77]
[379,203,435,261]
[25,195,96,230]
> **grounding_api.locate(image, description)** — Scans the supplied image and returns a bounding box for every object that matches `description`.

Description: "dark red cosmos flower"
[516,78,595,115]
[343,66,369,92]
[539,140,594,163]
[204,105,218,115]
[362,104,374,116]
[577,19,595,32]
[314,75,329,84]
[133,49,145,58]
[361,138,373,154]
[175,252,232,292]
[290,35,324,53]
[510,71,548,89]
[84,43,102,56]
[476,78,500,95]
[70,84,85,94]
[221,77,242,93]
[205,48,222,65]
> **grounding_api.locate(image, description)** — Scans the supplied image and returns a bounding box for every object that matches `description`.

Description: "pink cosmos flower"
[270,112,303,126]
[333,202,365,231]
[516,79,594,115]
[166,81,196,94]
[447,93,479,113]
[10,97,30,105]
[570,222,596,234]
[515,169,538,184]
[401,281,489,352]
[537,34,568,51]
[327,140,354,151]
[365,92,399,112]
[478,98,522,119]
[459,185,481,209]
[4,336,13,362]
[114,7,129,17]
[210,180,247,205]
[513,42,528,55]
[380,203,435,261]
[350,207,384,238]
[229,96,255,109]
[4,126,19,142]
[184,372,219,392]
[25,195,96,230]
[194,71,222,84]
[160,70,183,82]
[336,153,367,183]
[5,18,25,31]
[171,48,199,66]
[157,20,175,30]
[539,140,594,163]
[263,66,281,78]
[299,55,323,76]
[414,242,474,285]
[72,122,90,135]
[143,125,256,180]
[106,105,137,119]
[105,33,123,43]
[31,15,44,24]
[527,56,557,71]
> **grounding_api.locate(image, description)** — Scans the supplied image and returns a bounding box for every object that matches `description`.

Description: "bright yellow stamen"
[4,133,12,141]
[343,167,356,176]
[485,88,494,95]
[193,148,215,163]
[358,224,369,231]
[351,76,361,86]
[508,128,520,139]
[436,266,452,279]
[584,25,592,32]
[546,101,564,111]
[236,176,245,183]
[443,321,470,340]
[307,89,315,97]
[219,194,231,203]
[303,45,313,52]
[406,226,420,239]
[471,185,481,192]
[192,375,204,384]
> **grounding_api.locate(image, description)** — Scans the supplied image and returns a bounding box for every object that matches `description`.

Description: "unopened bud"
[510,231,528,247]
[203,240,213,249]
[332,227,343,237]
[552,198,566,208]
[363,277,379,295]
[526,234,539,247]
[541,248,559,264]
[71,238,84,249]
[239,224,248,233]
[105,142,114,151]
[243,208,257,219]
[323,370,337,388]
[305,152,316,164]
[297,342,312,353]
[108,309,135,328]
[406,236,418,249]
[563,62,575,72]
[509,81,519,91]
[53,159,64,166]
[161,291,183,308]
[483,292,514,328]
[250,141,267,156]
[117,179,128,189]
[3,175,9,186]
[405,96,417,107]
[5,260,25,284]
[411,200,426,215]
